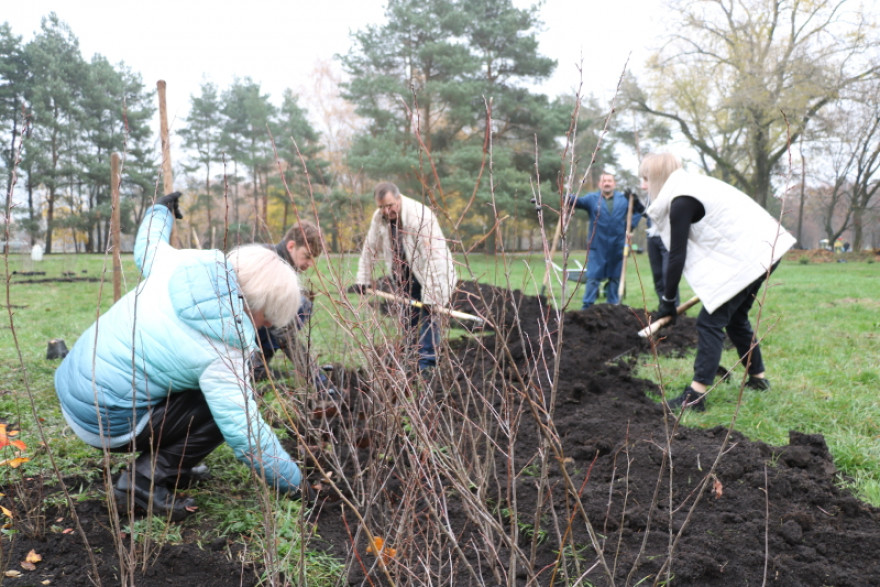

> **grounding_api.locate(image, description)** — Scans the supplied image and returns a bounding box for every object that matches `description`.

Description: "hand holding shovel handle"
[638,296,700,338]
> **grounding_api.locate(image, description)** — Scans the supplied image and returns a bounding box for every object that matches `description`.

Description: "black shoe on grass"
[746,376,771,391]
[667,386,707,412]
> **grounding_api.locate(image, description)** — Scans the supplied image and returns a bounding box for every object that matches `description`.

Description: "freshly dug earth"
[307,282,880,585]
[3,279,880,586]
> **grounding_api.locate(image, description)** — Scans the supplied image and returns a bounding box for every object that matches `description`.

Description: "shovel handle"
[365,288,491,327]
[638,296,700,338]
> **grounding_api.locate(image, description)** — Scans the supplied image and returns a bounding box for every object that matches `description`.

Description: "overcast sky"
[5,0,667,128]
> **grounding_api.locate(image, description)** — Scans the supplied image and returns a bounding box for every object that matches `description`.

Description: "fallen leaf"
[62,528,74,534]
[0,457,30,468]
[4,570,21,578]
[713,478,723,499]
[1,506,12,518]
[0,424,26,453]
[366,536,397,566]
[26,550,41,563]
[20,561,36,571]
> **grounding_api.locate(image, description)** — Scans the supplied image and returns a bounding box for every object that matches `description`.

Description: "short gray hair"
[373,181,401,201]
[227,245,301,327]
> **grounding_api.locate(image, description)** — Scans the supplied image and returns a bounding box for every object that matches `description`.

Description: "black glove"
[653,296,678,325]
[289,481,317,504]
[156,191,183,219]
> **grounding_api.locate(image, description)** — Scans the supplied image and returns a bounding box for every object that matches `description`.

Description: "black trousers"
[693,272,769,386]
[111,390,224,485]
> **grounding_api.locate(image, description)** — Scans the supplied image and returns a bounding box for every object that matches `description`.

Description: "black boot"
[168,464,211,489]
[667,386,706,412]
[114,470,197,521]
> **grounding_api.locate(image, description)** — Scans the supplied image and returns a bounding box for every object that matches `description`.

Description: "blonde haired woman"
[639,154,796,411]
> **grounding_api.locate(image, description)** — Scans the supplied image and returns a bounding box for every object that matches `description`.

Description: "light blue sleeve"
[200,354,303,493]
[134,205,174,277]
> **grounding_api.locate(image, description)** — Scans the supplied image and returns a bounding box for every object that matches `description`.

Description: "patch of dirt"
[4,279,880,585]
[789,248,880,263]
[0,478,258,586]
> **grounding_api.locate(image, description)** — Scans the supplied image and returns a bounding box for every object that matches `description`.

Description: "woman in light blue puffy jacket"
[54,194,308,519]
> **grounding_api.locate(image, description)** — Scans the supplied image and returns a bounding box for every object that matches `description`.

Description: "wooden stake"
[157,80,178,246]
[111,152,121,302]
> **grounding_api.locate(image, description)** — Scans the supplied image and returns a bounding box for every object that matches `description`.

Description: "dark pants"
[693,272,769,386]
[647,235,679,306]
[111,390,224,485]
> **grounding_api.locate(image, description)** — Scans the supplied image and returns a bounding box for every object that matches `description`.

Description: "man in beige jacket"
[354,182,457,373]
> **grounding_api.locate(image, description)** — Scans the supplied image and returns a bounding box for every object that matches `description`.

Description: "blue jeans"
[582,277,619,309]
[406,306,438,371]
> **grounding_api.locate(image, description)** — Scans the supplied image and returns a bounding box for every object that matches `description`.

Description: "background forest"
[2,0,880,256]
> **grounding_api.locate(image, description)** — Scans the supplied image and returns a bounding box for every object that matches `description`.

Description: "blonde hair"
[227,245,301,327]
[639,153,682,199]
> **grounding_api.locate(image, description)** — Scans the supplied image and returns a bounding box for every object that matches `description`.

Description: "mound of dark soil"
[4,280,880,586]
[309,282,880,585]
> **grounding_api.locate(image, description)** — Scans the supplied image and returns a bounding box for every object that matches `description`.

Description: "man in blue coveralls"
[568,172,641,310]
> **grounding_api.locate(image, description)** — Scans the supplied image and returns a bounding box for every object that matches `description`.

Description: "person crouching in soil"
[54,193,311,520]
[640,153,796,411]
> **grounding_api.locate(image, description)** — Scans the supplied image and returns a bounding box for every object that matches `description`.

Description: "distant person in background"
[640,153,796,412]
[567,172,642,310]
[55,194,311,520]
[352,181,457,375]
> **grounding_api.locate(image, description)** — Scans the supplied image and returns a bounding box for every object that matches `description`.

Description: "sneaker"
[114,471,197,521]
[716,365,731,383]
[667,386,707,412]
[746,376,771,391]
